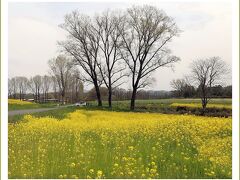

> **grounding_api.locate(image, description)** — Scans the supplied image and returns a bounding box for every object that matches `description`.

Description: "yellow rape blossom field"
[8,99,34,105]
[8,99,57,111]
[8,110,232,179]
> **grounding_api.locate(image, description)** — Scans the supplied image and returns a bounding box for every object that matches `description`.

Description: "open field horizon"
[8,98,232,120]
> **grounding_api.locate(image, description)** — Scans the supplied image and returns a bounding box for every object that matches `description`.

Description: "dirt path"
[8,105,73,116]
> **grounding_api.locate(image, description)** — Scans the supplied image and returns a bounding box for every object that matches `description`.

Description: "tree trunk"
[94,81,102,107]
[108,87,112,108]
[61,90,65,105]
[19,90,22,100]
[201,98,207,115]
[61,94,64,105]
[130,88,137,111]
[76,90,79,102]
[37,89,39,103]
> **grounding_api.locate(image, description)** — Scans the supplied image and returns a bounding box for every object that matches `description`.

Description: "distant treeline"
[170,85,232,98]
[8,74,232,104]
[86,85,232,101]
[8,74,83,104]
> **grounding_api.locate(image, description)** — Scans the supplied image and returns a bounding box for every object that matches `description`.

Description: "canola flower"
[8,99,35,105]
[170,103,232,109]
[8,110,232,179]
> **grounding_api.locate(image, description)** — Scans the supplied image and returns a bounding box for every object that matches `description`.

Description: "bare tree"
[28,78,36,100]
[59,11,103,106]
[16,76,29,100]
[9,77,18,99]
[42,75,52,102]
[119,5,180,110]
[67,69,83,103]
[8,78,14,98]
[190,57,228,113]
[170,79,186,97]
[29,75,42,102]
[94,11,126,108]
[48,55,73,104]
[52,76,60,101]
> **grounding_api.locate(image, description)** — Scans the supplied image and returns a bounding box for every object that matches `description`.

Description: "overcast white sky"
[8,1,232,91]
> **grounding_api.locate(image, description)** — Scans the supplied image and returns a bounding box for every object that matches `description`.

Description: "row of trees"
[9,56,229,113]
[86,87,172,101]
[9,73,231,103]
[8,58,84,104]
[58,5,181,110]
[86,84,231,102]
[171,82,231,98]
[9,6,230,112]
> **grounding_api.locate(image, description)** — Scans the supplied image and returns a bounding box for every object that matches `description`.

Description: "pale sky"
[8,1,232,91]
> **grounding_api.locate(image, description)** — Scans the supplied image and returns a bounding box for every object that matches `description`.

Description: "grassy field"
[8,98,232,112]
[8,106,79,123]
[8,109,232,179]
[170,103,232,109]
[88,98,232,109]
[8,99,59,111]
[86,98,232,117]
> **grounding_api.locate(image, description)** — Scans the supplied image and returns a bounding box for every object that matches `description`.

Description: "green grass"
[8,107,80,123]
[8,102,59,111]
[129,98,232,104]
[8,98,232,123]
[170,103,232,109]
[86,98,232,115]
[89,98,231,107]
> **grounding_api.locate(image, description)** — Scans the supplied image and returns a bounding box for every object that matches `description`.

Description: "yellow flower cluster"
[8,110,232,179]
[170,103,232,109]
[8,99,35,105]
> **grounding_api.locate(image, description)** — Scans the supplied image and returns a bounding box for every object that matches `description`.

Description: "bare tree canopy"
[190,56,228,113]
[170,79,186,96]
[29,75,42,102]
[170,78,196,98]
[42,75,52,102]
[95,10,127,107]
[170,79,186,91]
[48,55,74,104]
[15,76,29,100]
[51,76,59,100]
[119,5,181,110]
[67,69,84,103]
[8,78,18,99]
[58,6,180,110]
[59,11,103,106]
